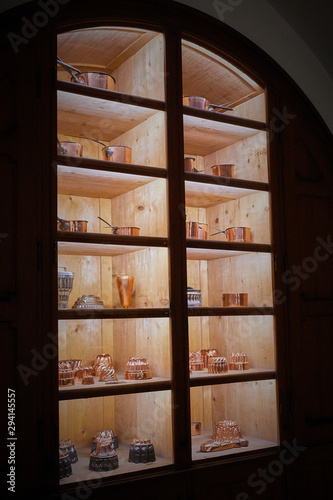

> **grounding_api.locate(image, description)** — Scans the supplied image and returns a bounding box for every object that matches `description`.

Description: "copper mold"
[187,287,202,307]
[200,420,249,452]
[59,450,72,479]
[72,295,106,309]
[229,352,249,370]
[191,422,201,436]
[200,349,218,368]
[189,351,204,371]
[124,356,152,380]
[58,267,74,309]
[128,439,156,463]
[116,274,134,308]
[207,356,228,374]
[59,439,78,463]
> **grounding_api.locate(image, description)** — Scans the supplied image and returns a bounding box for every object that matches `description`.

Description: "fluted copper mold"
[229,352,249,370]
[124,356,152,380]
[92,354,114,377]
[200,420,249,452]
[189,351,204,371]
[92,430,118,451]
[98,364,118,382]
[128,439,156,463]
[116,273,134,308]
[59,449,72,479]
[59,439,78,463]
[58,361,75,386]
[207,356,228,374]
[200,349,218,368]
[89,439,119,472]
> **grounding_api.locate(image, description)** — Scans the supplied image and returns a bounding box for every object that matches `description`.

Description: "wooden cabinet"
[56,25,278,487]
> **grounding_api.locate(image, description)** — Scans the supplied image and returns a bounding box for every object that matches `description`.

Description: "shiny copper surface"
[116,274,134,308]
[222,293,248,307]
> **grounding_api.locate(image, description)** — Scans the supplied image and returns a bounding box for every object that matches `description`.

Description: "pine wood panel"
[113,35,165,100]
[57,194,100,233]
[211,380,278,442]
[207,253,273,307]
[111,178,167,237]
[111,247,169,309]
[206,191,271,244]
[185,179,262,208]
[224,93,266,122]
[203,131,268,183]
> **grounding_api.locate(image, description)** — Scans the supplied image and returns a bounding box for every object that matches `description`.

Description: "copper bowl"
[102,145,132,163]
[222,293,248,307]
[211,164,235,178]
[57,141,83,157]
[57,219,88,232]
[71,72,116,90]
[186,221,208,240]
[191,422,201,436]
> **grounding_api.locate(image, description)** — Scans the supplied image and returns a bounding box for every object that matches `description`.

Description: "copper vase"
[116,274,134,308]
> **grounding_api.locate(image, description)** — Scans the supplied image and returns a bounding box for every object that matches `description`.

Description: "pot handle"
[89,138,114,159]
[97,216,118,232]
[57,56,81,84]
[208,102,234,111]
[209,226,227,236]
[57,138,68,155]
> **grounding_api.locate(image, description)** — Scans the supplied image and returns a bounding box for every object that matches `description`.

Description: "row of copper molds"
[189,350,249,373]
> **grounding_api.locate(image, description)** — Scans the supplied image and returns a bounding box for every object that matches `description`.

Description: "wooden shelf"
[186,239,271,254]
[57,232,167,255]
[187,307,274,316]
[183,112,266,156]
[58,308,170,320]
[190,368,275,387]
[57,161,166,198]
[59,376,172,400]
[57,88,164,142]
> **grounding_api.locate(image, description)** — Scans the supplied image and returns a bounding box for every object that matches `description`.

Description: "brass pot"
[186,221,208,240]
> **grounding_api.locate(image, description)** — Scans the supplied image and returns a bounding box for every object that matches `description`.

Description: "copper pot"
[97,217,140,235]
[183,96,233,111]
[71,72,116,90]
[90,139,132,163]
[186,221,208,240]
[57,140,83,157]
[211,164,235,178]
[57,218,87,232]
[222,293,248,307]
[191,422,201,436]
[184,157,196,172]
[210,226,251,242]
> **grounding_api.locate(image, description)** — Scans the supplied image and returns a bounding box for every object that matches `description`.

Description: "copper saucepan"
[98,216,140,235]
[210,226,251,242]
[183,96,234,112]
[186,221,208,240]
[90,139,132,163]
[222,293,248,307]
[57,217,87,232]
[211,164,235,178]
[57,56,116,90]
[57,138,83,157]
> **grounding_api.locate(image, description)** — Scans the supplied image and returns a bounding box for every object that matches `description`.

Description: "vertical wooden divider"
[165,27,191,468]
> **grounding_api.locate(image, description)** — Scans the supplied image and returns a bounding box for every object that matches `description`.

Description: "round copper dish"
[222,293,248,307]
[57,140,83,157]
[191,422,201,436]
[71,72,116,90]
[102,145,132,163]
[211,164,235,178]
[186,221,208,240]
[124,356,152,380]
[57,219,88,232]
